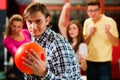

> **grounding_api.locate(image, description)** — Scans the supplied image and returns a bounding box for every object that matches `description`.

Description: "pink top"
[2,29,31,57]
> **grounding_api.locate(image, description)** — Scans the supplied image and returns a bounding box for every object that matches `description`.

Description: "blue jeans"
[87,61,111,80]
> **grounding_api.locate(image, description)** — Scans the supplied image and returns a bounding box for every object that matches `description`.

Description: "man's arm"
[84,27,96,45]
[105,24,119,46]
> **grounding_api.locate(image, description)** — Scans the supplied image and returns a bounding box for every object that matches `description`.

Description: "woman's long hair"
[4,14,23,36]
[67,20,85,53]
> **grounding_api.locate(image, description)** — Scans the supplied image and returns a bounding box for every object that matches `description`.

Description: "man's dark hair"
[86,0,100,8]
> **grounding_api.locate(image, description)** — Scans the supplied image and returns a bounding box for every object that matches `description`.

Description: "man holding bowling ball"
[22,2,82,80]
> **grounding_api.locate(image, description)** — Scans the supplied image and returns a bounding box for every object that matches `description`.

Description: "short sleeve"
[78,43,88,58]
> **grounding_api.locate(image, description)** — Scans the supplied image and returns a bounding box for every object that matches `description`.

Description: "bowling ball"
[14,41,45,74]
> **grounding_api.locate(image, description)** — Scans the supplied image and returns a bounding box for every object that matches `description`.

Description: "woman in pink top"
[2,14,31,80]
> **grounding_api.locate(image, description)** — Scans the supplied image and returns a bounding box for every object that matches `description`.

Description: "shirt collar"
[35,27,51,45]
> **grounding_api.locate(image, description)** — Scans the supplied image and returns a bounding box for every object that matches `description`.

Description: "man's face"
[87,5,100,21]
[26,11,50,38]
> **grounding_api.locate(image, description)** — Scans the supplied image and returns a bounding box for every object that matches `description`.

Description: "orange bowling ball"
[14,41,45,74]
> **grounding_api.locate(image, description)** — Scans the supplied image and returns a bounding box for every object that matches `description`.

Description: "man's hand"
[22,49,47,77]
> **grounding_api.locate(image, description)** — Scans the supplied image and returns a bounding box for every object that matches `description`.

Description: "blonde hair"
[4,14,23,36]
